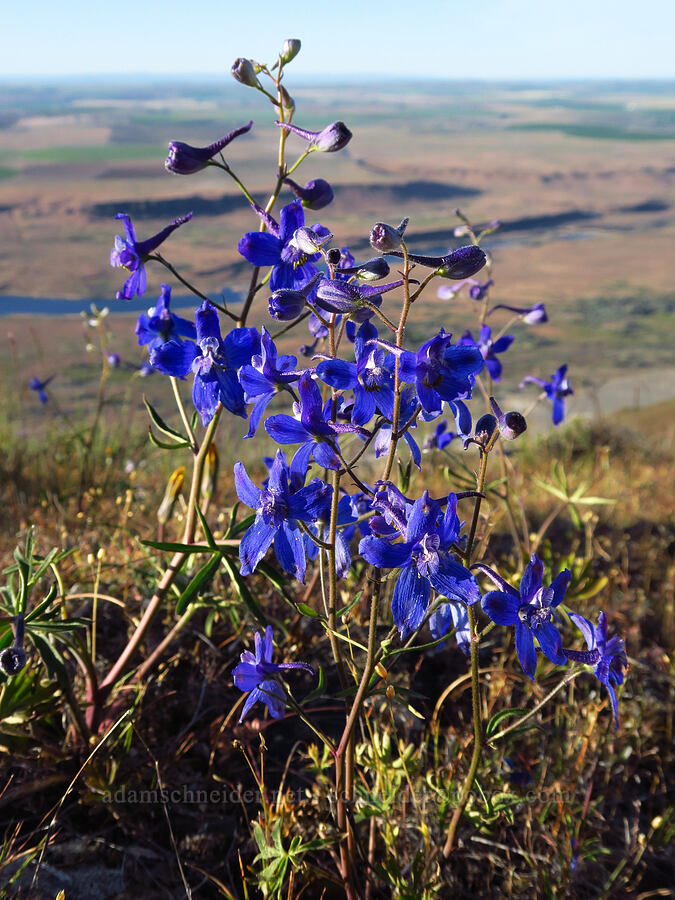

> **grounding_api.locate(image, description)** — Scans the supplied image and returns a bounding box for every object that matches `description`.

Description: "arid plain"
[1,78,674,429]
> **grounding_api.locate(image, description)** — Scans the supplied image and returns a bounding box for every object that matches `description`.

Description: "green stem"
[442,444,491,857]
[171,377,197,451]
[151,254,238,321]
[382,241,412,482]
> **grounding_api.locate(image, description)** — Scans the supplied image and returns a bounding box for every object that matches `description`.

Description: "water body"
[0,291,242,316]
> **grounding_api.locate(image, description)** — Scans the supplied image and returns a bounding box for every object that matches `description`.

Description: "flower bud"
[326,247,342,266]
[0,646,26,676]
[468,279,493,301]
[369,217,409,252]
[355,257,391,280]
[157,466,185,525]
[278,85,295,114]
[284,177,333,210]
[437,245,487,279]
[490,397,527,440]
[276,120,352,152]
[291,226,332,255]
[280,39,301,64]
[474,414,498,446]
[231,58,260,88]
[268,288,307,320]
[107,352,121,368]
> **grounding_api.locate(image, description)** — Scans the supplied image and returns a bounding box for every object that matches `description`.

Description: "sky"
[2,0,675,80]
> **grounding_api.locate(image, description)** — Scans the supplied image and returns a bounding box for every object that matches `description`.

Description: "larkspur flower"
[429,599,470,655]
[314,277,403,318]
[135,283,197,353]
[316,321,395,426]
[276,120,352,152]
[265,371,368,471]
[238,199,329,293]
[284,176,334,210]
[150,300,260,424]
[424,419,456,451]
[360,490,480,638]
[564,611,627,728]
[165,121,253,174]
[459,325,514,382]
[488,302,548,324]
[234,450,332,581]
[475,554,571,680]
[239,326,304,437]
[520,364,573,426]
[382,329,483,416]
[385,244,487,279]
[374,386,423,470]
[303,494,358,579]
[110,212,193,300]
[233,625,313,722]
[29,375,54,404]
[468,278,494,301]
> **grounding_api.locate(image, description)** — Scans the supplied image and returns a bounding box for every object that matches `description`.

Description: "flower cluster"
[103,41,625,741]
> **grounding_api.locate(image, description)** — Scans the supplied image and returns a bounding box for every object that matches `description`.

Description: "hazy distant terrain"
[1,77,674,419]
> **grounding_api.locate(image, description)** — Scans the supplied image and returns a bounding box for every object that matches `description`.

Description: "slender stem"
[442,444,491,857]
[135,604,198,683]
[151,254,238,321]
[209,159,256,205]
[489,670,584,743]
[92,408,222,724]
[382,241,412,482]
[171,377,197,451]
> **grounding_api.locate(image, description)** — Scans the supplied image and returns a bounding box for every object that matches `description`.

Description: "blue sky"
[3,0,675,79]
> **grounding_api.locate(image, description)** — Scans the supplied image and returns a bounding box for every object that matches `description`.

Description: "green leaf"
[220,555,267,626]
[296,603,320,619]
[302,666,325,704]
[143,396,188,443]
[195,503,218,551]
[337,591,362,619]
[486,707,528,738]
[142,539,216,555]
[147,427,191,451]
[175,553,222,615]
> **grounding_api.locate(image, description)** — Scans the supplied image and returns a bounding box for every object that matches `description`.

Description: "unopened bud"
[0,646,26,676]
[231,58,260,88]
[268,288,307,320]
[474,414,498,446]
[278,85,295,114]
[369,217,409,252]
[326,247,342,266]
[291,226,332,255]
[157,466,185,525]
[280,39,301,65]
[490,397,527,440]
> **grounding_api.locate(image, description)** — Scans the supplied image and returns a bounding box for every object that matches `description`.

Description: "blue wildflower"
[488,302,548,324]
[564,611,627,728]
[150,300,260,424]
[238,199,329,293]
[388,330,483,416]
[468,278,494,301]
[239,326,304,437]
[110,211,193,300]
[135,284,197,352]
[165,121,253,175]
[460,325,514,382]
[424,419,456,451]
[234,449,332,581]
[233,625,313,722]
[265,372,368,471]
[475,554,571,680]
[276,120,352,152]
[29,375,54,404]
[284,176,334,210]
[314,277,403,318]
[316,321,395,426]
[374,386,423,470]
[429,600,471,655]
[360,490,480,638]
[520,364,573,426]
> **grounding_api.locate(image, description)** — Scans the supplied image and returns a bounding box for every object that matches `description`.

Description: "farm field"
[0,76,673,898]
